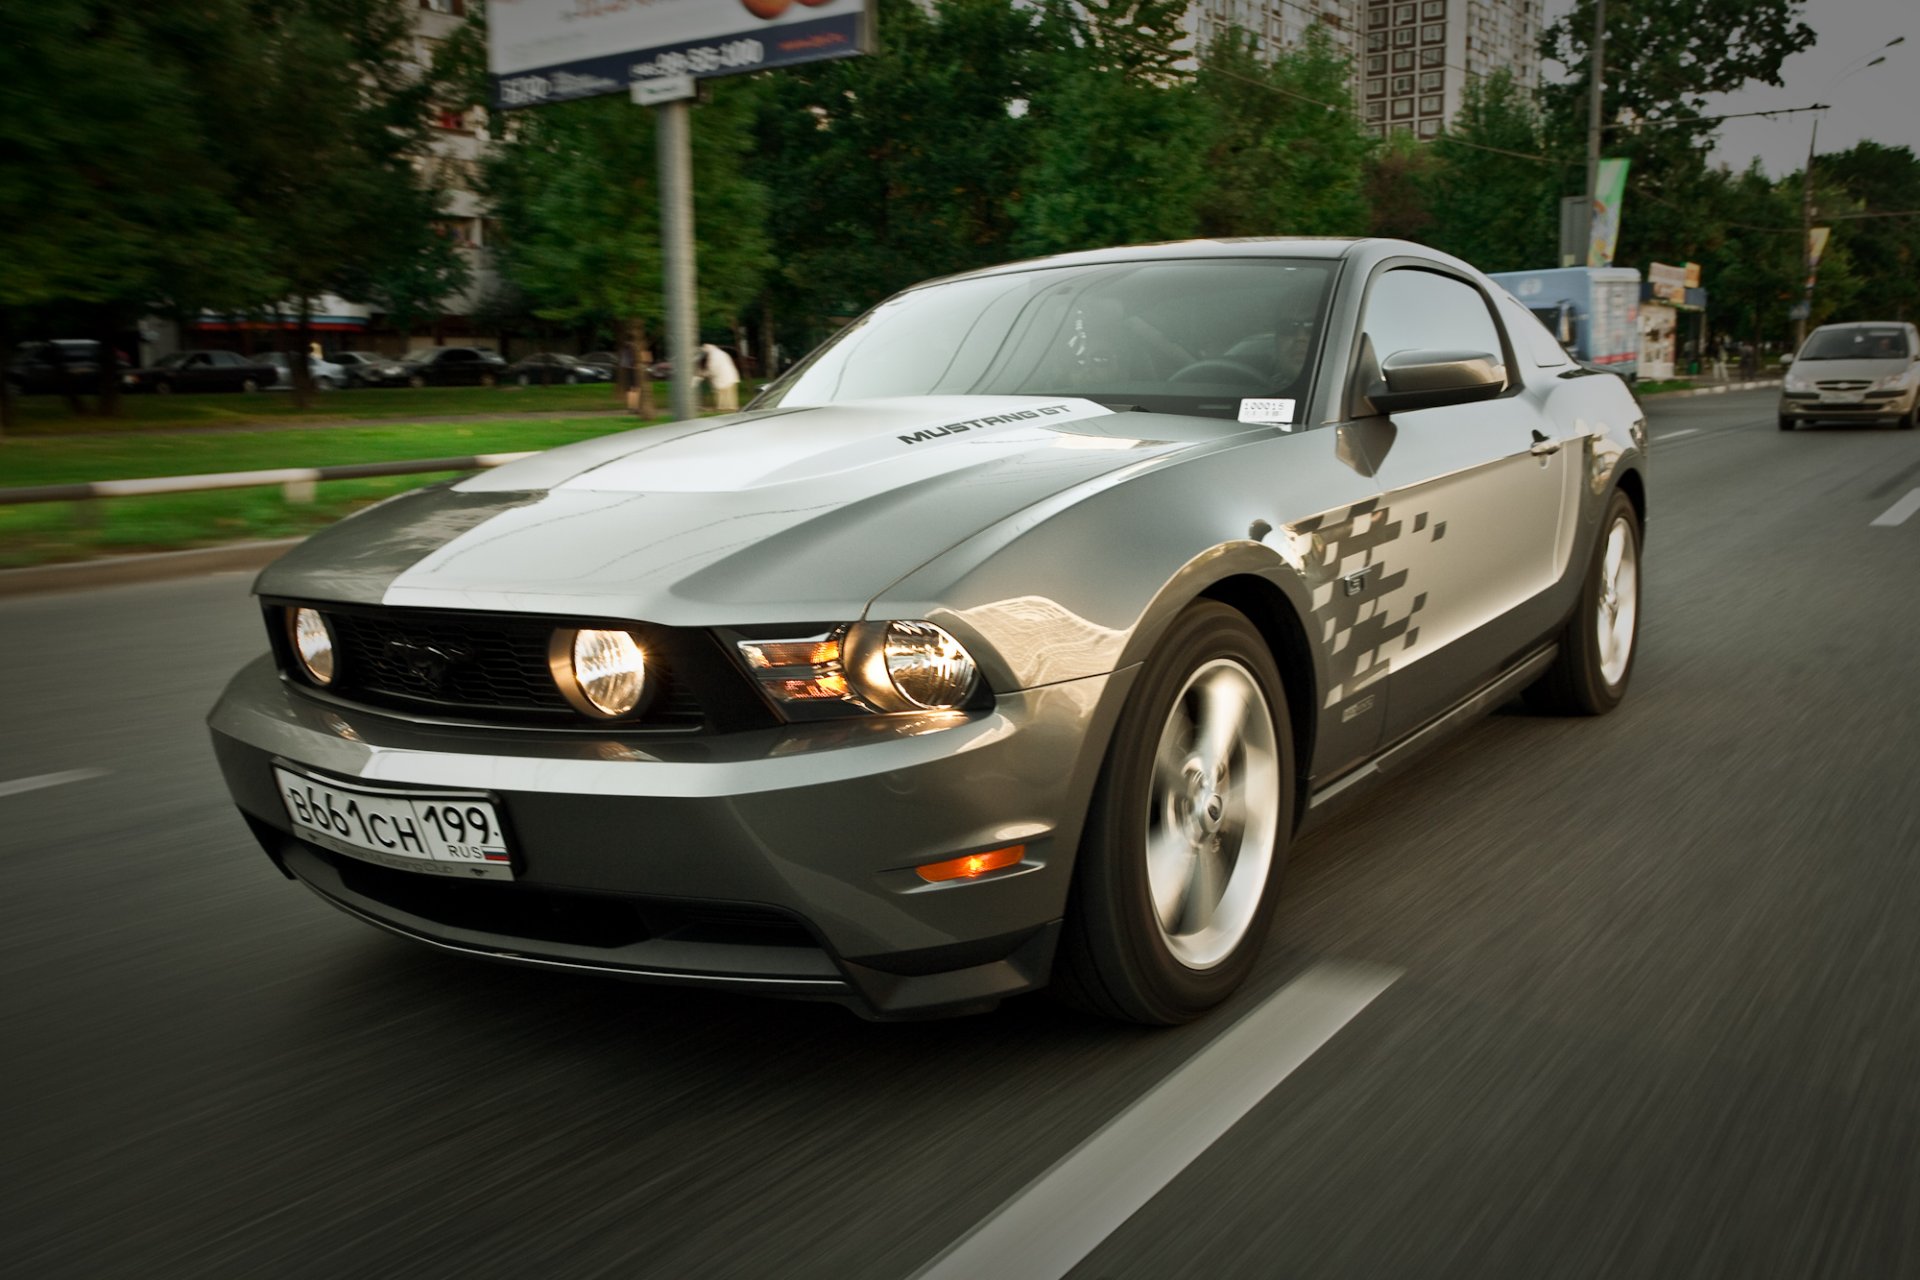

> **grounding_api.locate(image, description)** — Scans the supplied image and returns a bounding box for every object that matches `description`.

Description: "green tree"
[1423,71,1562,271]
[1821,142,1920,323]
[1011,0,1204,257]
[1190,26,1374,239]
[486,80,770,412]
[750,0,1042,345]
[1539,0,1816,273]
[0,0,264,426]
[220,0,466,404]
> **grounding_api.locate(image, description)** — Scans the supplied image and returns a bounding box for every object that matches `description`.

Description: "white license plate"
[1819,391,1862,404]
[273,767,514,880]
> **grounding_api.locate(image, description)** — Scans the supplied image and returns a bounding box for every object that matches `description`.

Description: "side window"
[189,353,212,366]
[1497,292,1570,368]
[215,351,245,367]
[1361,268,1504,364]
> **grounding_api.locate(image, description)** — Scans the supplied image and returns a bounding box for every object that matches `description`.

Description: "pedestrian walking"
[701,343,740,413]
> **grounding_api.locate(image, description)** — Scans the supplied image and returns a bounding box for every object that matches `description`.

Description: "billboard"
[1587,158,1628,268]
[490,0,875,110]
[1648,261,1686,305]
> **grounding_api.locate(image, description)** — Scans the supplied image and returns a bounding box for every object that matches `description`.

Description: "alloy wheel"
[1143,657,1282,970]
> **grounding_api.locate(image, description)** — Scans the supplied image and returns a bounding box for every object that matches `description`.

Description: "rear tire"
[408,374,425,388]
[1054,602,1292,1025]
[1527,490,1640,716]
[241,378,259,393]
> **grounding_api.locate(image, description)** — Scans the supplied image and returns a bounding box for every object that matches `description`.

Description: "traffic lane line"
[1654,428,1700,441]
[0,769,109,799]
[1871,488,1920,527]
[908,960,1401,1280]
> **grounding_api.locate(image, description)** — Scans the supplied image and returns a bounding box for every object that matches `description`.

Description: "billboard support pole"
[657,96,698,423]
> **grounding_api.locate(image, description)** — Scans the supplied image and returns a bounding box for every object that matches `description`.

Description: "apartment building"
[1186,0,1543,140]
[1186,0,1362,64]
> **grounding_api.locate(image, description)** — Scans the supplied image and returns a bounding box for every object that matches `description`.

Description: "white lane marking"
[908,960,1400,1280]
[1871,488,1920,527]
[0,768,108,799]
[1655,428,1700,440]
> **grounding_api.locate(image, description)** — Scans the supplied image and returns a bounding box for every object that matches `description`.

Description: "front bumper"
[209,655,1128,1017]
[1780,387,1917,421]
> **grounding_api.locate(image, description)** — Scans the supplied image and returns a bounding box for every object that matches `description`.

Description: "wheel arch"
[1614,464,1647,531]
[1197,574,1318,832]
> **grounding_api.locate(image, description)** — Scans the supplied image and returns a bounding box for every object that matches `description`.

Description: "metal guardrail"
[0,452,537,506]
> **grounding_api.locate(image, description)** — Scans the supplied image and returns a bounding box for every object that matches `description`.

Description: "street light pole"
[1585,0,1606,227]
[1796,114,1819,351]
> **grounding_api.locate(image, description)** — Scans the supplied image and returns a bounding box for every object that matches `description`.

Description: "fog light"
[915,844,1025,883]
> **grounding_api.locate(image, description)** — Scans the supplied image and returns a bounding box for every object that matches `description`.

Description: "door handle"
[1529,429,1561,457]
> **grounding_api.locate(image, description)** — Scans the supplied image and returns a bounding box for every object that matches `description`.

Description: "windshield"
[756,258,1337,419]
[1800,327,1912,360]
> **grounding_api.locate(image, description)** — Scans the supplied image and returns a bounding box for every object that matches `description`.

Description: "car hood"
[1791,357,1909,381]
[256,395,1259,625]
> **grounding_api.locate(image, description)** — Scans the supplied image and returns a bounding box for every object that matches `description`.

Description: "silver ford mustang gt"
[209,238,1647,1024]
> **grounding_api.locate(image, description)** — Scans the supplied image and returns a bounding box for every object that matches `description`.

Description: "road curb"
[1643,378,1782,397]
[0,539,301,599]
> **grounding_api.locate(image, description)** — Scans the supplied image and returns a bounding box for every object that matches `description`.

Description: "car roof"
[904,237,1471,293]
[1812,321,1916,333]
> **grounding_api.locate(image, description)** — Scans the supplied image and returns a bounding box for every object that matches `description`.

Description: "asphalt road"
[4,388,1918,1279]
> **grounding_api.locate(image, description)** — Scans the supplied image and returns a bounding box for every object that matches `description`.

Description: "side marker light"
[915,844,1025,883]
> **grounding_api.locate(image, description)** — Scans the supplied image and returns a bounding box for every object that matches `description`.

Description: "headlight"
[380,364,403,376]
[1785,375,1812,391]
[1871,369,1917,391]
[738,621,981,718]
[550,628,646,717]
[289,607,336,686]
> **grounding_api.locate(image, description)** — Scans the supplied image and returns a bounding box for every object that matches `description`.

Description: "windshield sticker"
[1238,398,1296,427]
[898,402,1085,445]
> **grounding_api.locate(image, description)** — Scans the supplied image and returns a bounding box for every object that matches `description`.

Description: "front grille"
[267,602,776,732]
[1814,379,1873,391]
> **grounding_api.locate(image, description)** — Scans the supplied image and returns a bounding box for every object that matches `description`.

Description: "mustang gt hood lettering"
[256,396,1251,624]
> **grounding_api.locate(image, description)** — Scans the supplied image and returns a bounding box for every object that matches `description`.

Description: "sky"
[1540,0,1920,177]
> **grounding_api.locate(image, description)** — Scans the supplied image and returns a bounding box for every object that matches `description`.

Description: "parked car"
[6,339,124,395]
[502,352,612,385]
[328,351,391,388]
[396,346,507,387]
[210,237,1648,1024]
[577,351,620,375]
[1779,321,1920,430]
[122,350,278,394]
[257,351,347,390]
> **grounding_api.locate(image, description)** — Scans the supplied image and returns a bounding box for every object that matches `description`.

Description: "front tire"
[1778,414,1794,431]
[1055,601,1292,1024]
[1527,490,1641,715]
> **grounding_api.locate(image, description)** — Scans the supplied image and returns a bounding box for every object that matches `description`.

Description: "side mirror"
[1778,353,1793,367]
[1367,350,1507,415]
